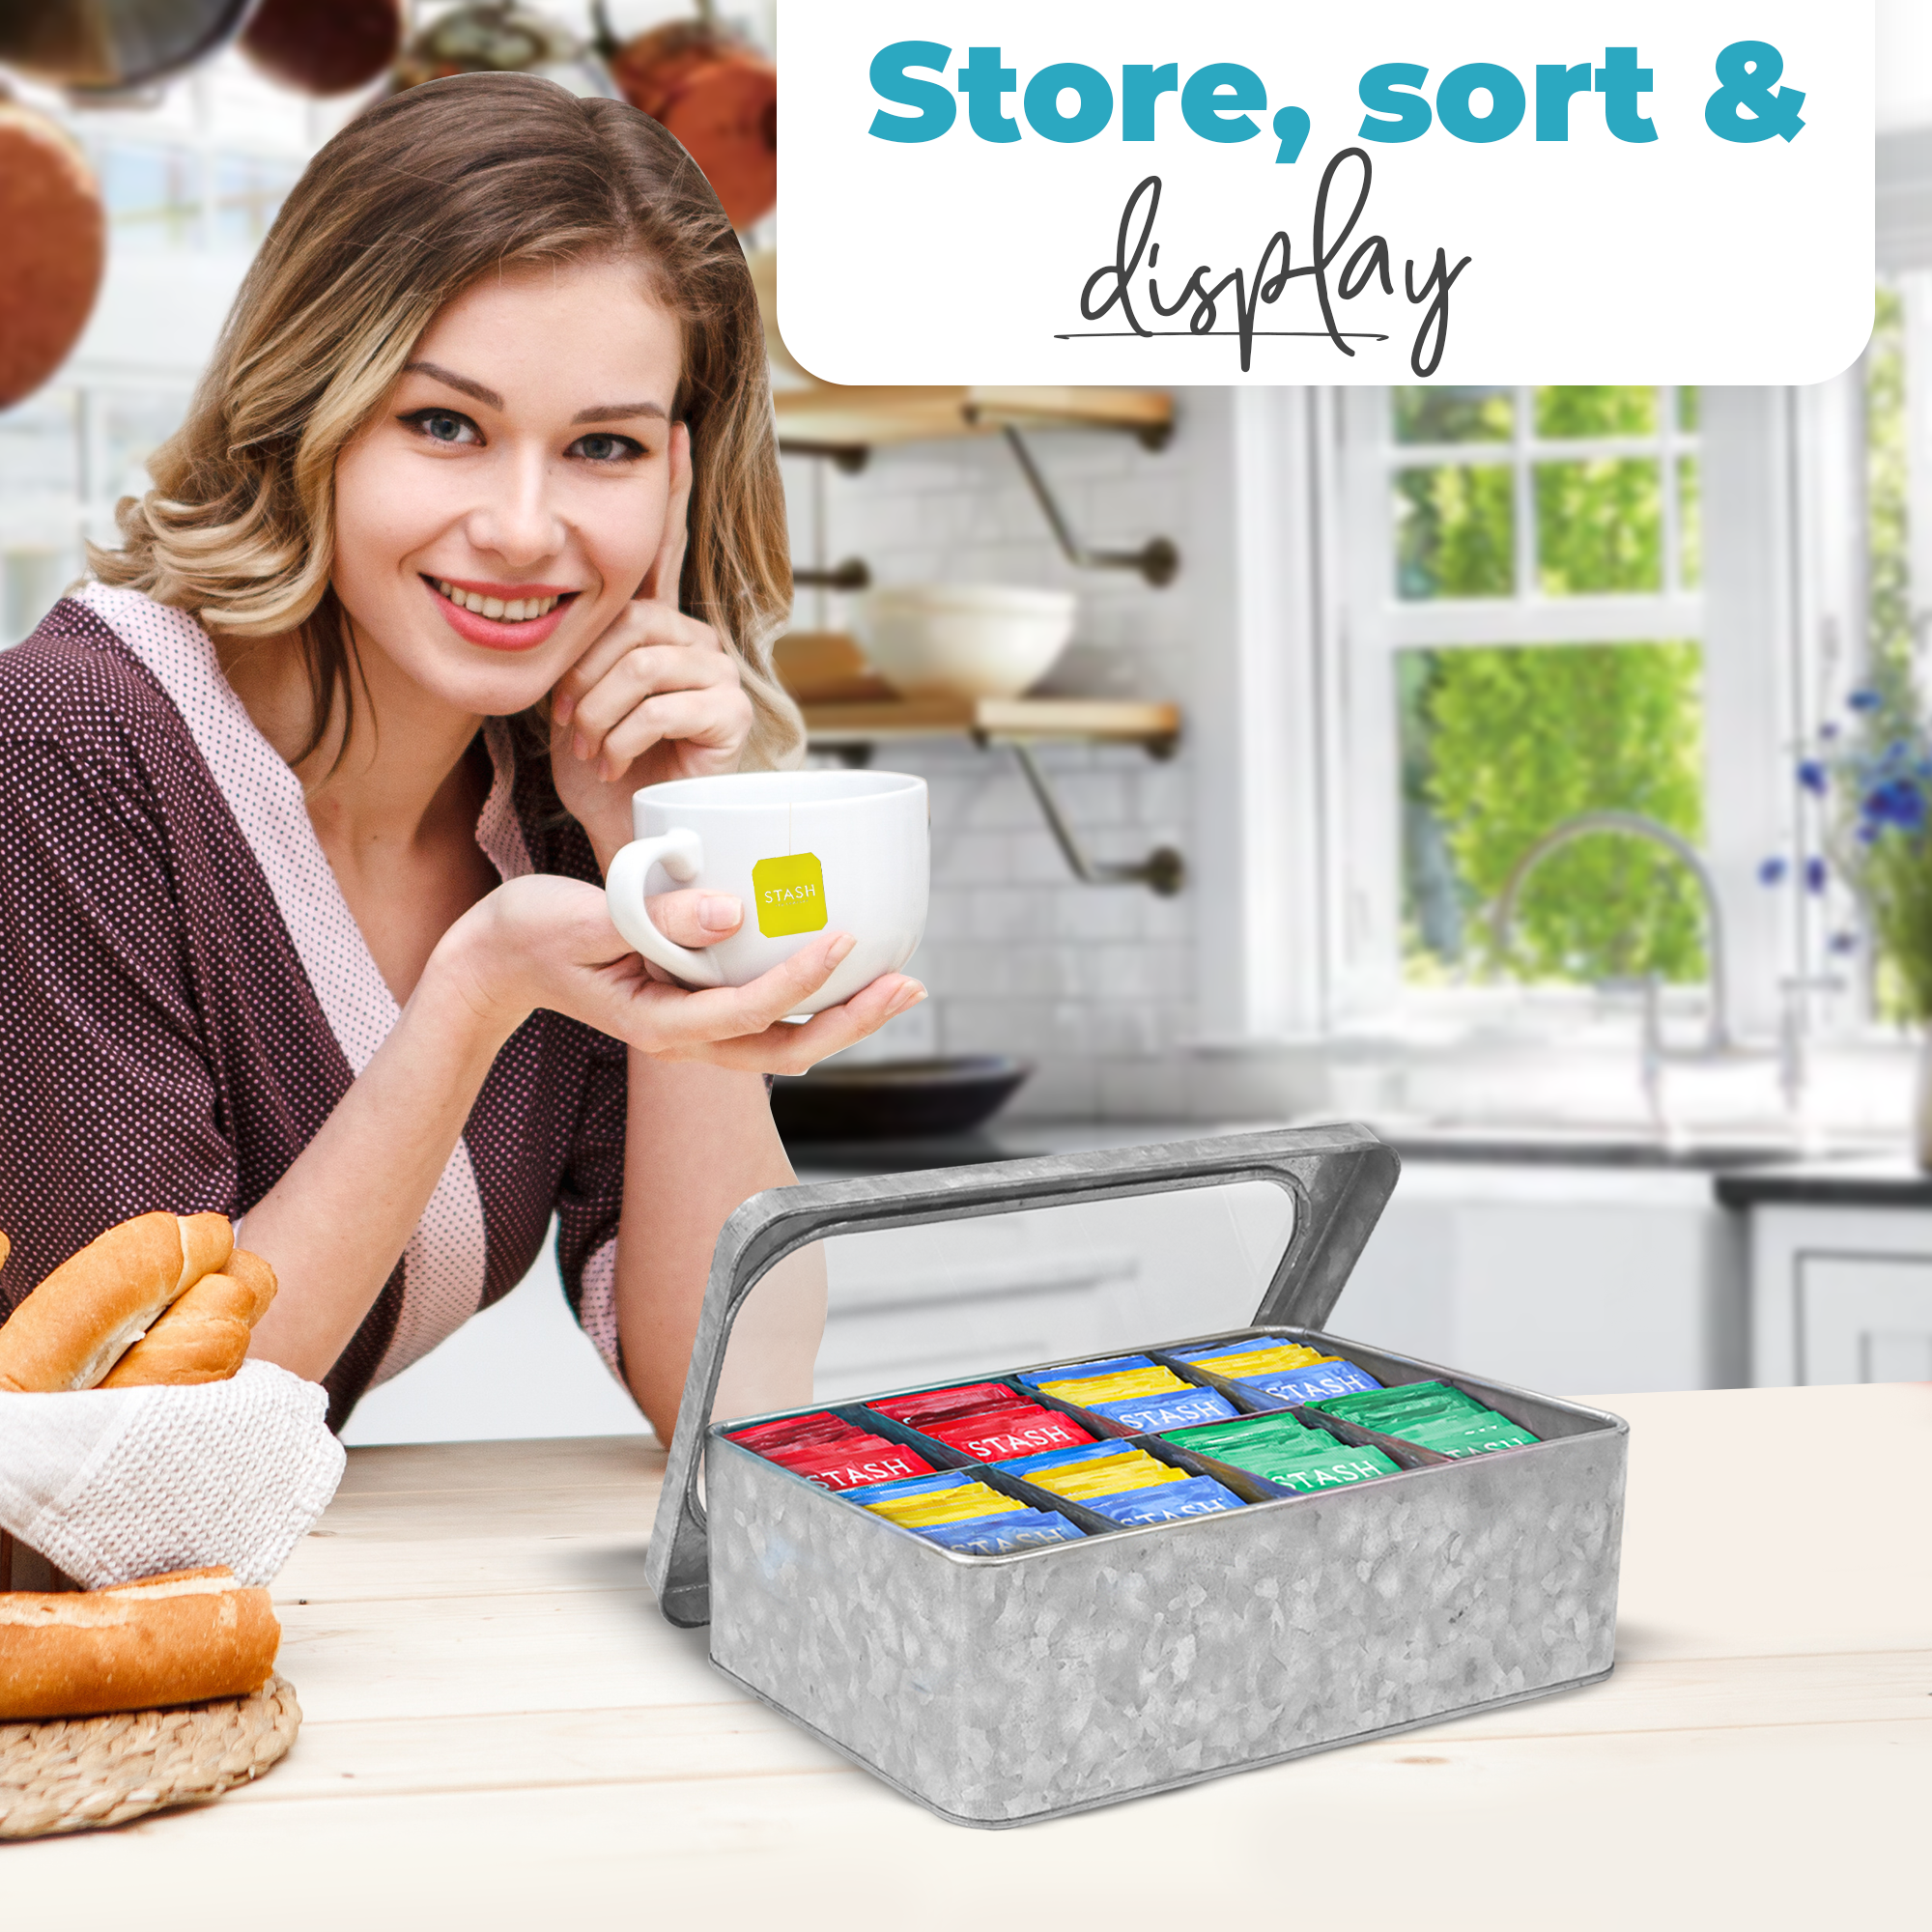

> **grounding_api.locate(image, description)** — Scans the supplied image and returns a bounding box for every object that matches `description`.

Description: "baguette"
[0,1567,280,1720]
[99,1250,278,1389]
[0,1212,234,1395]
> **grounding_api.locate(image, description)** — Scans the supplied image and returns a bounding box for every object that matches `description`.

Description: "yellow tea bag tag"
[753,852,828,937]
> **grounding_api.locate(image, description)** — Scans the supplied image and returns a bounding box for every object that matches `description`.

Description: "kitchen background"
[5,1,1932,1442]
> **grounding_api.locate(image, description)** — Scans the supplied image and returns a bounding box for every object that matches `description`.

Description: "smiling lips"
[424,574,578,650]
[437,579,564,621]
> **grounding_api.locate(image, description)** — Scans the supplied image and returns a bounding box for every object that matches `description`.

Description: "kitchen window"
[0,384,194,646]
[1342,385,1708,996]
[1227,371,1848,1045]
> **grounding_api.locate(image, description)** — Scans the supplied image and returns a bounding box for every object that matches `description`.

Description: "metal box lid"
[648,1123,1401,1626]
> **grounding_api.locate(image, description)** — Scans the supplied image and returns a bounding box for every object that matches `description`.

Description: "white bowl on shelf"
[854,583,1076,699]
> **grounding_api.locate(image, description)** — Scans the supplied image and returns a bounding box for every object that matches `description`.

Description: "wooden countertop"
[7,1384,1927,1925]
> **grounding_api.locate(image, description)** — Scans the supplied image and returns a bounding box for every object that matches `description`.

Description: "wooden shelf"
[801,696,1185,892]
[775,385,1173,463]
[801,695,1179,751]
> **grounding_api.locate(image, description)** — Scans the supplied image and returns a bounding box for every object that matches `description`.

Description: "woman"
[0,75,922,1435]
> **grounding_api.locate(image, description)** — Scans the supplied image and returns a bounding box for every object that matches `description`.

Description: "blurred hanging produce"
[241,0,401,96]
[595,1,776,230]
[0,0,254,94]
[0,92,106,407]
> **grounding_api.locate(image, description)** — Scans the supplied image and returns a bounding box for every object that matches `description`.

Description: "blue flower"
[1821,722,1840,741]
[1797,759,1828,795]
[1758,856,1788,886]
[1828,930,1859,953]
[1804,856,1828,894]
[1849,689,1883,712]
[1866,779,1929,830]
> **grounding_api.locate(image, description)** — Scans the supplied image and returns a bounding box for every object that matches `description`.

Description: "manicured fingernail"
[554,693,575,724]
[827,933,857,966]
[699,895,740,932]
[889,982,927,1016]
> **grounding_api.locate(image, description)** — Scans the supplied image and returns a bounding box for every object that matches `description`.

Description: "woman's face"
[331,256,683,718]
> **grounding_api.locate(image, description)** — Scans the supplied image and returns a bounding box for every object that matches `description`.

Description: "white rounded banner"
[777,0,1874,384]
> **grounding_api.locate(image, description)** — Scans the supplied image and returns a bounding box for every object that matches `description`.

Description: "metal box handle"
[647,1122,1400,1626]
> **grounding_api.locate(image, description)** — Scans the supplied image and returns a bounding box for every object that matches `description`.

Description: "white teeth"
[435,580,560,621]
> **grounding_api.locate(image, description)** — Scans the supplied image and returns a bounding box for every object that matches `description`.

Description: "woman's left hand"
[549,425,753,871]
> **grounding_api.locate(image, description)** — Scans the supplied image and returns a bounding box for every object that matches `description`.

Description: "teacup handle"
[604,829,727,988]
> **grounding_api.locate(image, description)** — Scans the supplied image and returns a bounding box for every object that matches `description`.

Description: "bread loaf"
[220,1248,279,1325]
[0,1567,281,1720]
[0,1213,235,1394]
[99,1251,277,1388]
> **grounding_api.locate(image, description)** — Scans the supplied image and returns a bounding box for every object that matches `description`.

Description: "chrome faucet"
[1491,811,1730,1130]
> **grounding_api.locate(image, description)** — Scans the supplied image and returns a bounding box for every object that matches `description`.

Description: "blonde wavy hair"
[92,71,802,770]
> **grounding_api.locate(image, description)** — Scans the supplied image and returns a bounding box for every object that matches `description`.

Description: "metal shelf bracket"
[999,426,1179,588]
[1000,741,1185,895]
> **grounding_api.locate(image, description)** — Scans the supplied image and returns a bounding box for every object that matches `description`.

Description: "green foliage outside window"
[1402,644,1707,981]
[1867,288,1910,684]
[1851,284,1928,1023]
[1397,385,1707,984]
[1396,464,1513,598]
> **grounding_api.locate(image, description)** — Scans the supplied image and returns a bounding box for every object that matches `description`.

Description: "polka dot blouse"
[0,588,628,1431]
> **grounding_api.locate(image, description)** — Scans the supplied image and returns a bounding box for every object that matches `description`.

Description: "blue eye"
[570,432,644,463]
[403,409,478,445]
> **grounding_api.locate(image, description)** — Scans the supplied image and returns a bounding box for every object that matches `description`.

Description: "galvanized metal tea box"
[647,1124,1628,1827]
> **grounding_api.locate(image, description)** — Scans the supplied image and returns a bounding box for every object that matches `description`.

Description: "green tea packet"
[1312,1381,1538,1457]
[1254,1446,1401,1492]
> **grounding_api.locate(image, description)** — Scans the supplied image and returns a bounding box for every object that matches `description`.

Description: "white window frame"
[1193,383,1858,1050]
[1333,384,1706,1018]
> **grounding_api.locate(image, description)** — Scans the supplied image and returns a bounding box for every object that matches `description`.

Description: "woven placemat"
[0,1674,300,1839]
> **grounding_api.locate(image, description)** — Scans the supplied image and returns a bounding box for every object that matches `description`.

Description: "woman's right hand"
[431,872,924,1073]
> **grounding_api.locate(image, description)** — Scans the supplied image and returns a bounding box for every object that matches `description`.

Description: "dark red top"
[0,587,629,1429]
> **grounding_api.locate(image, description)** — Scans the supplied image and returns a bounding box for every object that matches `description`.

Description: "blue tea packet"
[1239,1359,1382,1406]
[921,1511,1084,1553]
[1087,1387,1237,1432]
[1086,1477,1244,1524]
[848,1469,974,1503]
[996,1438,1139,1479]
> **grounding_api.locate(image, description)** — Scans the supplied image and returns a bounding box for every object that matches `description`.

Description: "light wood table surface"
[8,1384,1927,1927]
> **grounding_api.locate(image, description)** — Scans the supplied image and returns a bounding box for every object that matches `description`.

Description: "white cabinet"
[1328,1163,1747,1396]
[341,1151,1758,1445]
[812,1180,1295,1404]
[814,1160,1751,1406]
[1748,1204,1932,1385]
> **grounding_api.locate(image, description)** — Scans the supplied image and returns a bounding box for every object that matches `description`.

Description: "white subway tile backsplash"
[1008,828,1083,886]
[964,887,1049,943]
[1012,1058,1103,1120]
[1051,889,1142,943]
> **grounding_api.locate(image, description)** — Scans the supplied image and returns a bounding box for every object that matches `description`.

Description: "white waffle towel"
[0,1361,344,1588]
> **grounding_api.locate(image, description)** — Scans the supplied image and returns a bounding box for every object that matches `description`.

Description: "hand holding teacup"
[546,424,753,869]
[605,770,929,1017]
[540,431,927,1055]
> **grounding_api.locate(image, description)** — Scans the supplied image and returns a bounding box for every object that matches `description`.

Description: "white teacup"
[605,770,929,1015]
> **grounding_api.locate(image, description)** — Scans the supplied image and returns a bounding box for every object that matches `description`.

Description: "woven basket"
[0,1674,300,1839]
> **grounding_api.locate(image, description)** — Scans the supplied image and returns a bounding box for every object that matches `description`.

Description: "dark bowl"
[770,1055,1033,1142]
